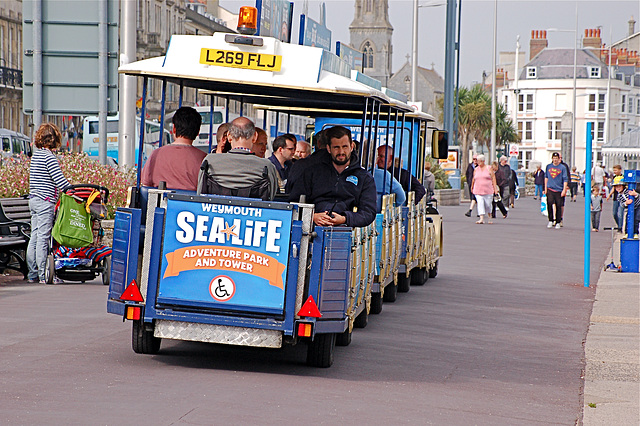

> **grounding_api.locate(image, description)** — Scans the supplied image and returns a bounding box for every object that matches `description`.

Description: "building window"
[362,41,374,69]
[622,95,626,113]
[588,94,606,112]
[629,96,634,114]
[589,67,600,78]
[587,121,605,142]
[504,95,509,113]
[548,120,561,140]
[526,67,536,78]
[517,150,533,169]
[518,121,533,141]
[518,94,534,112]
[621,122,626,135]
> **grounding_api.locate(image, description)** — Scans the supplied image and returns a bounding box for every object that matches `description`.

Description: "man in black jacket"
[288,126,377,227]
[376,145,426,204]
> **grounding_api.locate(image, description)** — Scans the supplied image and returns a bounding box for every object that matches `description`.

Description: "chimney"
[630,16,636,36]
[530,30,548,60]
[583,28,602,50]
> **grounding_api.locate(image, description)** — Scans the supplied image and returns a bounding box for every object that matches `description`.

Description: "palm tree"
[456,84,491,170]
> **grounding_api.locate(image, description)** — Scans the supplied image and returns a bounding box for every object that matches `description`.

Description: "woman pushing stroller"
[27,123,70,283]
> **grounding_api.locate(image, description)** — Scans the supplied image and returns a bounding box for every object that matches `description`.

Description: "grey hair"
[476,154,486,161]
[499,155,508,162]
[228,118,256,141]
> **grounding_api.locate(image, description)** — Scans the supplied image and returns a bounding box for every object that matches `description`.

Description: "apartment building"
[499,25,639,171]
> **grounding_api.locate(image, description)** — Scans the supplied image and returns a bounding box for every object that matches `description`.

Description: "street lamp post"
[547,3,579,167]
[410,1,446,102]
[490,0,497,162]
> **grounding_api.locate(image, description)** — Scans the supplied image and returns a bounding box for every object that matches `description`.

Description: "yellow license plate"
[200,48,282,72]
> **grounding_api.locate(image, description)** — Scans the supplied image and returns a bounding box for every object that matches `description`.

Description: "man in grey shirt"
[198,117,278,200]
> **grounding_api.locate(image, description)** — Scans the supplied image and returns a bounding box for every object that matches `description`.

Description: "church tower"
[349,0,393,86]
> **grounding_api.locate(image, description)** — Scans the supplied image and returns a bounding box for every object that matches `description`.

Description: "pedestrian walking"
[533,164,544,200]
[545,152,568,229]
[470,154,498,224]
[570,167,580,202]
[26,123,71,283]
[590,186,602,232]
[592,161,606,189]
[580,170,586,196]
[465,155,478,217]
[490,161,508,219]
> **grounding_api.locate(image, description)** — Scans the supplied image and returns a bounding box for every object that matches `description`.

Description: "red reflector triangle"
[120,280,144,302]
[297,296,322,318]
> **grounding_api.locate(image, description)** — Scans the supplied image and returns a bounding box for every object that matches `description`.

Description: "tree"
[440,84,518,170]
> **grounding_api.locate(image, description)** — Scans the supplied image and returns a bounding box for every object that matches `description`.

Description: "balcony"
[0,66,22,88]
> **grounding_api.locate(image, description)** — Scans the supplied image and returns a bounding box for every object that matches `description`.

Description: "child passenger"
[590,186,602,232]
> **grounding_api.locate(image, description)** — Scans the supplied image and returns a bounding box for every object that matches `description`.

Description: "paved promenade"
[582,234,640,425]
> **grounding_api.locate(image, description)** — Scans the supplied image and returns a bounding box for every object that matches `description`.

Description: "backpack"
[199,159,271,200]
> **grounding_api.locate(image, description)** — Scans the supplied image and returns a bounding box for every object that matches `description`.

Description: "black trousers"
[491,186,508,217]
[547,190,563,223]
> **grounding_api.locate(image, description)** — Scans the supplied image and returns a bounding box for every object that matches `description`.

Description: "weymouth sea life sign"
[158,197,293,314]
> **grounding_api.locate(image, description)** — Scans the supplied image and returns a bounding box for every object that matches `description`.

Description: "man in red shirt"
[141,106,206,191]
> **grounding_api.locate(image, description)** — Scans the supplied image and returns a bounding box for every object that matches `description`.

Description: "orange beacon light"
[237,6,258,35]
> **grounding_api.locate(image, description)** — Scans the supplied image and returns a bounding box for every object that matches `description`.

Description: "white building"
[500,28,639,171]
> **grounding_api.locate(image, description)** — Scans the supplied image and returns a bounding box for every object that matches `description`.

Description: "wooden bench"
[0,197,31,278]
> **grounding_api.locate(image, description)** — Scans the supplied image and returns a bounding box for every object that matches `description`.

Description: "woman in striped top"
[26,123,70,283]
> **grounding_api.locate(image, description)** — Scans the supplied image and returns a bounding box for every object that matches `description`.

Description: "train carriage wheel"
[411,267,428,286]
[429,260,439,278]
[336,329,352,346]
[370,292,383,314]
[132,320,161,354]
[307,333,335,368]
[383,282,397,302]
[397,272,410,293]
[354,308,368,328]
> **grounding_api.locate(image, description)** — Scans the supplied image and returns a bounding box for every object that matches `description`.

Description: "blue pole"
[584,122,592,287]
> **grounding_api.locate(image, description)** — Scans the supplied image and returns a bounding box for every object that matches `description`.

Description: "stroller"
[44,184,112,285]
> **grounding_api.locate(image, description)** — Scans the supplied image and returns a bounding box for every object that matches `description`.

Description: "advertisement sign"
[158,197,293,314]
[299,15,332,51]
[336,42,363,72]
[256,0,294,42]
[438,149,459,174]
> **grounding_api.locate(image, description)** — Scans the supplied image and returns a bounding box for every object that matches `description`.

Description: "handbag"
[52,193,94,248]
[493,193,502,203]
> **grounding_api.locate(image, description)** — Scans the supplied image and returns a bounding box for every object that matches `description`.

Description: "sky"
[220,0,640,86]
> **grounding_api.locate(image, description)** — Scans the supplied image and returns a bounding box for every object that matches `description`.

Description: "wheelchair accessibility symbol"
[209,275,235,302]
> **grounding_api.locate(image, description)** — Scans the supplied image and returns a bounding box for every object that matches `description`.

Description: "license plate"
[199,48,282,72]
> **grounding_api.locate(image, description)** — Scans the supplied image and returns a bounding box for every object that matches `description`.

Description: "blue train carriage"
[106,10,420,367]
[313,107,443,312]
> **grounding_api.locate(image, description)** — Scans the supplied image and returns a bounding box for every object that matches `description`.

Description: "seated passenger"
[373,166,406,212]
[285,129,328,193]
[288,126,376,227]
[376,145,426,204]
[294,140,312,160]
[268,134,296,191]
[141,106,206,191]
[215,123,230,153]
[198,117,278,200]
[252,127,268,158]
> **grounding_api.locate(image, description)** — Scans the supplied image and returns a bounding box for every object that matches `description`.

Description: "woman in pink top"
[471,154,498,224]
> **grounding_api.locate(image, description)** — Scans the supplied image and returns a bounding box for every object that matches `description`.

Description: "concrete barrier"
[434,188,461,206]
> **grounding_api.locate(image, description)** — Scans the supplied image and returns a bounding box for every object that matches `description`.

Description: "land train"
[107,19,447,367]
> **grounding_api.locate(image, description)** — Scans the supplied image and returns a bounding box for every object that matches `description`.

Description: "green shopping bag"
[52,193,94,248]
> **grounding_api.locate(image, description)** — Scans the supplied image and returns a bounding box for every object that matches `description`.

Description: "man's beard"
[332,155,349,166]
